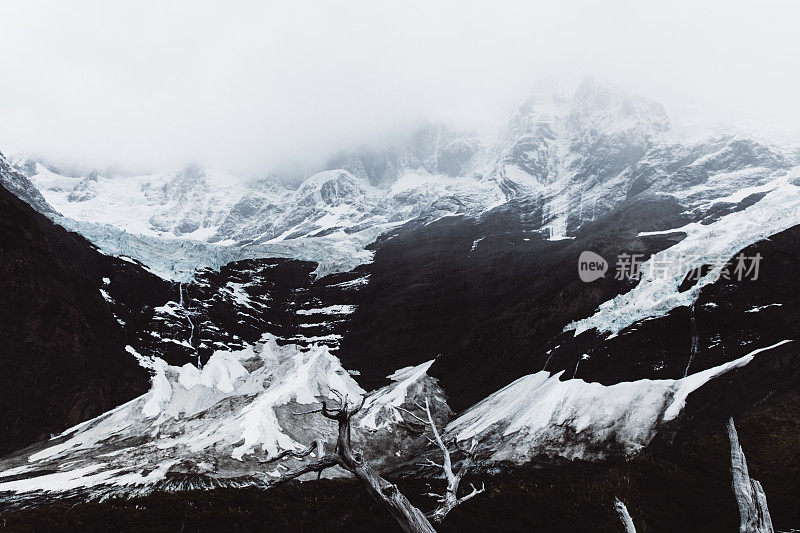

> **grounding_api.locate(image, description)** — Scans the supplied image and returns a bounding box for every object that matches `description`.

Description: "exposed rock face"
[214,178,291,243]
[336,196,683,409]
[66,170,99,202]
[339,210,800,413]
[326,123,482,186]
[117,257,366,368]
[146,165,236,236]
[0,151,58,216]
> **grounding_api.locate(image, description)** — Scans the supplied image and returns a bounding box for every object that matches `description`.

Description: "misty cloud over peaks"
[1,0,798,177]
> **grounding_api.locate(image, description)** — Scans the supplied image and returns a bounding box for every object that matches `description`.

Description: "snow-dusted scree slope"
[446,341,792,463]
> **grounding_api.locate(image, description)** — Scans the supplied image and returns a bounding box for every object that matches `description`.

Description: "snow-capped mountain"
[13,78,797,285]
[2,79,800,524]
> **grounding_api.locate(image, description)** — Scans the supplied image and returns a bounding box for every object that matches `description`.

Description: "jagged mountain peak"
[10,157,39,179]
[325,122,484,185]
[295,169,376,207]
[504,78,670,141]
[67,173,99,202]
[572,77,664,114]
[298,168,363,189]
[570,80,670,138]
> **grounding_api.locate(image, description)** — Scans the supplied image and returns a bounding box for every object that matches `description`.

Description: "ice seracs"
[0,345,450,501]
[0,336,364,496]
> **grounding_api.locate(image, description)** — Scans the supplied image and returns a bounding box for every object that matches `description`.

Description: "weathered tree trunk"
[614,497,636,533]
[262,394,483,533]
[323,399,438,533]
[334,418,436,532]
[413,397,483,523]
[728,418,773,533]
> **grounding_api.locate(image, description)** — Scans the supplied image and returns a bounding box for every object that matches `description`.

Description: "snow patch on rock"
[359,360,436,430]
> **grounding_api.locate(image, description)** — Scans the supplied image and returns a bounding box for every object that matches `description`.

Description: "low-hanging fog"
[1,0,798,179]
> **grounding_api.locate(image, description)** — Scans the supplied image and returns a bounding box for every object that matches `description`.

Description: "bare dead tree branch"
[259,392,482,531]
[351,395,367,415]
[259,454,339,488]
[263,393,438,533]
[396,405,430,426]
[728,418,773,533]
[292,407,325,415]
[420,458,444,469]
[418,396,484,524]
[330,389,344,405]
[258,439,326,464]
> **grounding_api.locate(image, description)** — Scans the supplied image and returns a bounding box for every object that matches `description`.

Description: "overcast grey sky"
[0,0,798,176]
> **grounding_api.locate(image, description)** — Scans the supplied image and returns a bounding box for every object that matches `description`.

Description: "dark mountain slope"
[0,178,370,455]
[338,195,689,410]
[116,257,366,368]
[0,183,149,454]
[338,192,800,415]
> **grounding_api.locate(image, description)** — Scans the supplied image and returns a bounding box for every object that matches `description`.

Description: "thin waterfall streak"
[684,304,699,377]
[179,282,199,367]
